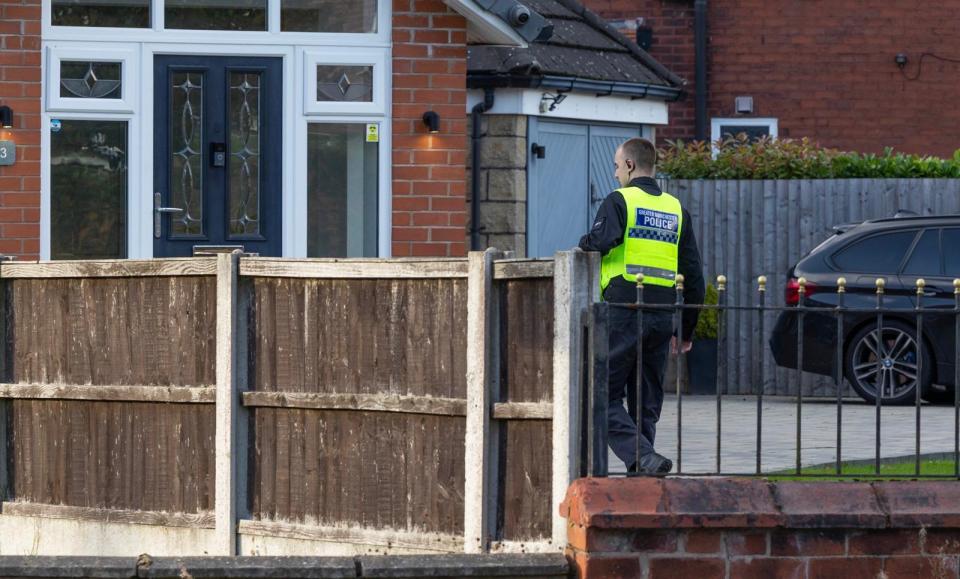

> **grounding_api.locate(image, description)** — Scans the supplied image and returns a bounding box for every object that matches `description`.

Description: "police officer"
[579,137,704,474]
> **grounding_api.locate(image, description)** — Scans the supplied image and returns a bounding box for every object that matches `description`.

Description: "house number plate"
[0,141,14,166]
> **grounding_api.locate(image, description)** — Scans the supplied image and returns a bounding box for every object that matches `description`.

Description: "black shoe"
[634,453,673,475]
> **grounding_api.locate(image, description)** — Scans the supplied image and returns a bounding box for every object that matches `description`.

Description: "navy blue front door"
[154,55,282,257]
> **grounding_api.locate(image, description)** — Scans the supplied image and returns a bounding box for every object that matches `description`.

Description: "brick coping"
[560,477,960,530]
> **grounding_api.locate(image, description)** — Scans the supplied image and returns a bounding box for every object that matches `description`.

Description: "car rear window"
[902,229,941,276]
[945,228,960,276]
[831,230,918,273]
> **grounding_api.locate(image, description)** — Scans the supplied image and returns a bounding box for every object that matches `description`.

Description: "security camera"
[508,5,531,27]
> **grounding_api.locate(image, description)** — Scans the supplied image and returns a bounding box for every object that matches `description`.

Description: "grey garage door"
[528,120,642,258]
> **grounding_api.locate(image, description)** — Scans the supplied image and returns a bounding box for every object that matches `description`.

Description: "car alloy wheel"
[845,320,932,405]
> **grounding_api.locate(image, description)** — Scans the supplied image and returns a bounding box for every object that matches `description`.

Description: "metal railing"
[582,274,960,479]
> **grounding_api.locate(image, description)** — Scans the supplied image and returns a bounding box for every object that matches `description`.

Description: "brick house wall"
[0,0,41,259]
[391,0,469,257]
[0,1,469,260]
[585,0,960,157]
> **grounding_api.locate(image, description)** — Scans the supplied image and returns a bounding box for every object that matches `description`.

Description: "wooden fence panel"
[494,277,554,544]
[9,400,215,513]
[664,178,960,396]
[249,407,465,535]
[8,277,216,386]
[247,278,468,399]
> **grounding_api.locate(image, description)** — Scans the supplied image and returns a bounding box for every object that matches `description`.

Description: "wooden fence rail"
[0,251,598,557]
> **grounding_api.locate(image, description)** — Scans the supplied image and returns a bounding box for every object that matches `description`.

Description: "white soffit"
[443,0,527,47]
[466,89,670,126]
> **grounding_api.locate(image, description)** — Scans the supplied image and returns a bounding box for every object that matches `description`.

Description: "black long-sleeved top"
[578,177,706,341]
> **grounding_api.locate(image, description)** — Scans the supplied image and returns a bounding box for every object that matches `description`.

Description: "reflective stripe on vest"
[600,186,683,293]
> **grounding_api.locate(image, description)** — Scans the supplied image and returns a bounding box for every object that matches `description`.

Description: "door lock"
[154,191,184,239]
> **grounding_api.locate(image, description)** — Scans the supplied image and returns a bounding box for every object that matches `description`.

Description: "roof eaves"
[467,73,685,101]
[444,0,529,47]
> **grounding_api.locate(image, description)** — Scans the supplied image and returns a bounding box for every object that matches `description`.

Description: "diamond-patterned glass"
[60,61,122,99]
[228,72,261,237]
[170,72,204,237]
[316,65,373,102]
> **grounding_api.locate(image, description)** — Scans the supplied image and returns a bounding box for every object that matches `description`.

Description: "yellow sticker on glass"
[366,124,379,143]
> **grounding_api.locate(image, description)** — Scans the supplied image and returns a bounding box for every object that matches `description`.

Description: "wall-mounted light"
[422,111,440,134]
[0,106,12,129]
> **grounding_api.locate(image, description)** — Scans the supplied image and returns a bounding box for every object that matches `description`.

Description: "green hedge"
[657,135,960,180]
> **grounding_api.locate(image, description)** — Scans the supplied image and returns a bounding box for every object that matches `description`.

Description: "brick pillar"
[391,0,469,257]
[0,0,41,259]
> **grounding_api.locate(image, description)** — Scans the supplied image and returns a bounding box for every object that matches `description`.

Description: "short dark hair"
[619,138,657,174]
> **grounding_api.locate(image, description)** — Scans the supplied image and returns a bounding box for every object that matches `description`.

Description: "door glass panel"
[902,229,941,276]
[60,62,122,99]
[229,72,261,237]
[307,124,378,257]
[170,72,204,237]
[316,65,373,102]
[282,0,377,33]
[165,0,267,31]
[53,0,150,28]
[51,120,127,259]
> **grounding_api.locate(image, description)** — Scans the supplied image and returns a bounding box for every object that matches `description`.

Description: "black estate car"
[769,215,960,405]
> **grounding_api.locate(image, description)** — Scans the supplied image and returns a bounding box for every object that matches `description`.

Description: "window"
[902,229,941,276]
[282,0,377,33]
[53,0,150,28]
[304,49,386,115]
[831,231,918,273]
[47,47,137,113]
[51,120,128,259]
[945,229,960,276]
[307,123,378,257]
[165,0,267,31]
[710,118,778,143]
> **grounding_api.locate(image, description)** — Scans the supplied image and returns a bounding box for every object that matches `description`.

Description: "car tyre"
[844,319,932,405]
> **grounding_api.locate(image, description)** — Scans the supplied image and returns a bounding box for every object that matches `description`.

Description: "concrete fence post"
[464,248,504,553]
[551,249,599,548]
[215,251,248,555]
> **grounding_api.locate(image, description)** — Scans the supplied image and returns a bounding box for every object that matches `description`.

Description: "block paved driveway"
[609,395,960,475]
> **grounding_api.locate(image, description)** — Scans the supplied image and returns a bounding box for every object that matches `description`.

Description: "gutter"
[467,73,684,102]
[470,88,496,251]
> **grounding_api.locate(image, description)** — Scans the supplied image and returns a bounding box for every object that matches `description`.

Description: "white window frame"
[710,117,778,143]
[41,0,393,258]
[41,111,140,261]
[43,0,391,48]
[303,47,387,116]
[46,45,139,113]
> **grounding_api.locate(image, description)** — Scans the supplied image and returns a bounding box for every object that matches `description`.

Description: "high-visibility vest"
[600,186,683,293]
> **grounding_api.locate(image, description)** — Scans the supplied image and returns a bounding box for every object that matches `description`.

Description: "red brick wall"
[391,0,469,257]
[585,0,696,144]
[585,0,960,157]
[0,0,40,259]
[563,477,960,579]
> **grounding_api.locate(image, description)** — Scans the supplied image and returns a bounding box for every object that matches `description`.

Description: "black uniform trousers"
[606,305,674,469]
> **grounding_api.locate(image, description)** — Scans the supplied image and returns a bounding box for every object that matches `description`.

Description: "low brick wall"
[561,477,960,579]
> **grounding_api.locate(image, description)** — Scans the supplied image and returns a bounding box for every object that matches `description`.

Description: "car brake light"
[785,277,818,306]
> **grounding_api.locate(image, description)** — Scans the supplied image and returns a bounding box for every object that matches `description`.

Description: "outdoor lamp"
[422,111,440,134]
[0,106,12,129]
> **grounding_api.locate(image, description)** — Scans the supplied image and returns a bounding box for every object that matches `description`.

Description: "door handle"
[154,191,184,239]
